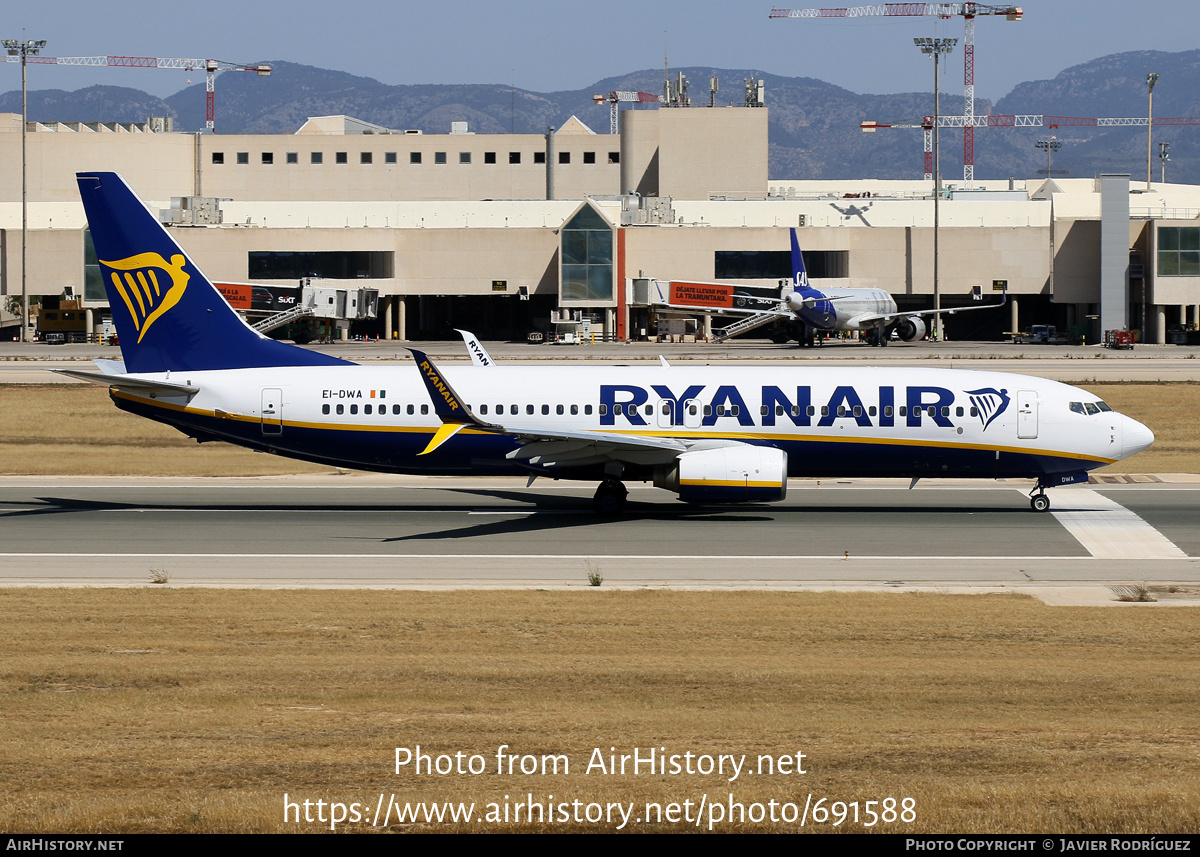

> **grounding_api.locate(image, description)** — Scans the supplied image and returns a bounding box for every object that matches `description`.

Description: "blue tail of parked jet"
[790,228,811,291]
[77,172,349,374]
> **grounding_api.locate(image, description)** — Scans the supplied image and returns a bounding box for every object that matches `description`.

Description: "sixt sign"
[599,384,1011,431]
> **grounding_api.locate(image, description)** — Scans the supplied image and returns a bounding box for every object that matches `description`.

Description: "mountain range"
[3,50,1199,185]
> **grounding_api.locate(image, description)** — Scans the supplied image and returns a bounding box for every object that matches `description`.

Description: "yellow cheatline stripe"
[680,479,780,488]
[109,392,1116,464]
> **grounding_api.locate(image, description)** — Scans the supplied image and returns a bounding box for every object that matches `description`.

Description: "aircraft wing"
[408,348,702,466]
[855,294,1007,327]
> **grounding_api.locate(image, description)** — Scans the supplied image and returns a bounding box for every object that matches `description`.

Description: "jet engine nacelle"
[895,317,927,342]
[656,445,788,504]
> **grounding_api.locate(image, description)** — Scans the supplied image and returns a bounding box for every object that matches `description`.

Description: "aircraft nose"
[1120,414,1155,460]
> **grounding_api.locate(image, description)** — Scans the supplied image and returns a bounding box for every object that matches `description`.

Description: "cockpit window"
[1084,402,1100,416]
[1095,401,1113,412]
[1069,402,1085,414]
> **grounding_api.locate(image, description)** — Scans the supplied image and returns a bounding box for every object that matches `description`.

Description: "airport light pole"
[1146,73,1159,190]
[915,37,956,340]
[2,37,46,343]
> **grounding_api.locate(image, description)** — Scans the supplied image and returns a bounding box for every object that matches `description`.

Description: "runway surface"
[2,475,1198,604]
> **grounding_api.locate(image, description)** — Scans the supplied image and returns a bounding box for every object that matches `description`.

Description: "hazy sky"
[3,0,1196,103]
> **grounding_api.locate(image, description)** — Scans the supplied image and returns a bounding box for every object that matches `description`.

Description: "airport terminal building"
[1,104,1199,343]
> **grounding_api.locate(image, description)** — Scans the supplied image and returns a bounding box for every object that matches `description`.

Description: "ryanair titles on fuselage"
[598,383,1010,430]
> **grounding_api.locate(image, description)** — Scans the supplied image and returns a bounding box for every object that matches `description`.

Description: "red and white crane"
[3,54,271,133]
[592,90,660,134]
[770,3,1023,182]
[862,113,1200,179]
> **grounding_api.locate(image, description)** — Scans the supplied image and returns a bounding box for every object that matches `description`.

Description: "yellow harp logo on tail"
[101,252,190,342]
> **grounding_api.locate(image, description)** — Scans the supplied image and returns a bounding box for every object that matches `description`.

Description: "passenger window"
[689,405,698,415]
[365,404,373,415]
[570,404,578,415]
[899,406,908,417]
[527,404,535,415]
[421,405,429,415]
[336,404,344,415]
[837,406,847,417]
[704,405,712,416]
[716,405,726,416]
[821,406,829,417]
[598,404,607,416]
[511,404,518,415]
[790,405,799,417]
[541,404,550,415]
[407,404,415,415]
[927,406,936,417]
[614,404,624,415]
[392,405,401,415]
[645,405,653,416]
[481,404,489,415]
[322,404,330,415]
[956,407,964,417]
[584,404,592,415]
[869,406,877,417]
[350,404,358,415]
[941,406,949,417]
[884,406,893,417]
[970,407,978,417]
[807,406,815,417]
[731,405,740,416]
[557,405,564,415]
[853,406,862,417]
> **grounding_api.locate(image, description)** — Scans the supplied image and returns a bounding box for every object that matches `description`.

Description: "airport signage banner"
[216,282,300,312]
[669,282,735,309]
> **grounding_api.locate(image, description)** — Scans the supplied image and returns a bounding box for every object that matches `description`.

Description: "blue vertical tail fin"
[77,172,349,374]
[789,228,811,291]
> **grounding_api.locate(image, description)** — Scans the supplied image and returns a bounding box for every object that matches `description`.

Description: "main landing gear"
[592,480,628,516]
[1029,479,1051,513]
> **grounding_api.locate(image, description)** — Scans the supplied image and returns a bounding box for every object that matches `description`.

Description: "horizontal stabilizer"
[50,368,199,395]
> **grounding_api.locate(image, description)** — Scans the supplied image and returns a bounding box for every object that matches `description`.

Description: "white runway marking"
[1052,489,1187,559]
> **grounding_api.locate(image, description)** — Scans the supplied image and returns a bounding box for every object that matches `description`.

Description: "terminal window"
[311,152,323,164]
[385,152,397,164]
[236,152,249,165]
[361,152,373,164]
[559,152,570,164]
[608,152,619,164]
[484,152,497,164]
[714,249,848,280]
[509,152,521,164]
[459,152,471,164]
[335,152,348,164]
[286,152,299,164]
[410,152,422,164]
[211,152,224,165]
[249,250,395,280]
[560,204,614,303]
[261,152,274,165]
[435,152,447,165]
[533,152,546,164]
[583,152,596,164]
[1158,227,1200,276]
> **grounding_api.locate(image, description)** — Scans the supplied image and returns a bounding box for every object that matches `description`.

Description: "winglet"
[455,329,496,367]
[408,348,498,455]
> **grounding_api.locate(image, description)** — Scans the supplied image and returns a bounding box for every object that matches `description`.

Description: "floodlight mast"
[915,36,956,341]
[2,37,47,342]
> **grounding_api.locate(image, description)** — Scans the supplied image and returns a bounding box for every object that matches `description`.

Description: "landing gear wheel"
[1030,493,1050,513]
[592,480,628,516]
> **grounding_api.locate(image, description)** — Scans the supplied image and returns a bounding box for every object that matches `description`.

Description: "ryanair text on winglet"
[420,360,461,412]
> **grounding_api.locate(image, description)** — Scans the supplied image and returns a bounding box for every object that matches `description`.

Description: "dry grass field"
[0,382,1197,475]
[1,589,1198,833]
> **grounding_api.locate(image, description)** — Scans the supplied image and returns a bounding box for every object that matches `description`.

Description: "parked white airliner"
[63,172,1153,514]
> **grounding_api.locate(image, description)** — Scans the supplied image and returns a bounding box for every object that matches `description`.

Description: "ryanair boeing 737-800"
[62,172,1153,514]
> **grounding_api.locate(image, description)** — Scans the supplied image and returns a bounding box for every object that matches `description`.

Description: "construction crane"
[592,90,660,134]
[863,113,1200,179]
[771,3,1022,182]
[3,55,271,132]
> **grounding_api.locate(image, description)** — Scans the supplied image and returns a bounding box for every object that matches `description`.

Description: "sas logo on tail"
[965,387,1011,432]
[102,252,190,342]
